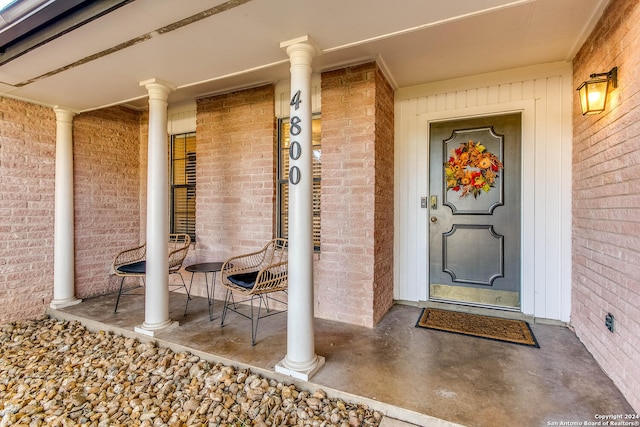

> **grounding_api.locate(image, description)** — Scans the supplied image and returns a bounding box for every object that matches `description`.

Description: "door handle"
[430,216,438,223]
[430,195,437,209]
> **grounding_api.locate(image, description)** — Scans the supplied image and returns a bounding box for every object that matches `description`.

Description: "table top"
[185,262,225,273]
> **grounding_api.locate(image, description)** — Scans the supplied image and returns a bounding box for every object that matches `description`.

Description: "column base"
[135,320,179,337]
[49,297,82,309]
[275,355,325,381]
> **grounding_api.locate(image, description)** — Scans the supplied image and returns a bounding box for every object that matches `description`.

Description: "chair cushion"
[228,271,258,289]
[116,261,146,274]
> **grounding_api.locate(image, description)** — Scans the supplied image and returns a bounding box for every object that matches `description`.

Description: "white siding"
[168,101,197,134]
[394,62,573,322]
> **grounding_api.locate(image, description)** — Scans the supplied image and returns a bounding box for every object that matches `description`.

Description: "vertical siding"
[395,63,572,322]
[168,104,196,135]
[533,79,548,317]
[394,97,428,302]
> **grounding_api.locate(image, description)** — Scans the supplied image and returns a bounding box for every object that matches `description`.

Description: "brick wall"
[0,98,56,323]
[373,66,395,324]
[191,69,394,327]
[73,106,142,298]
[139,111,149,242]
[572,0,640,411]
[316,62,394,327]
[0,101,142,324]
[194,85,276,293]
[1,65,394,329]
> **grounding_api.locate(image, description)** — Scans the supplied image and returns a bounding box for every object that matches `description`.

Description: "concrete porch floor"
[49,291,634,427]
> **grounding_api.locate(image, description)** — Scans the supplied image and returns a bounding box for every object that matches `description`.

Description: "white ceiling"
[0,0,609,112]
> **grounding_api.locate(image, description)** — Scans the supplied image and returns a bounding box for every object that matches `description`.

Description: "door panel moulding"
[418,99,536,317]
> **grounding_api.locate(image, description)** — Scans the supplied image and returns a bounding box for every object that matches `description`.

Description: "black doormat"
[416,308,539,347]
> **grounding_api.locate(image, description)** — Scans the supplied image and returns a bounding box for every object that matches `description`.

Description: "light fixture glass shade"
[577,77,610,115]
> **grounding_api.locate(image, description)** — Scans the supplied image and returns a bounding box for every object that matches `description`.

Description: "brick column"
[50,107,81,309]
[276,36,325,380]
[135,79,177,336]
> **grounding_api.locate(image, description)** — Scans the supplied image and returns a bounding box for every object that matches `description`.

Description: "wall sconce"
[577,67,617,115]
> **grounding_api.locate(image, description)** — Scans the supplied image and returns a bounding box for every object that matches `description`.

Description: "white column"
[50,107,81,309]
[135,78,177,336]
[276,36,325,381]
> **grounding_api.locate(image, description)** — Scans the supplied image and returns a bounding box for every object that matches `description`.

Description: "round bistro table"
[184,262,225,320]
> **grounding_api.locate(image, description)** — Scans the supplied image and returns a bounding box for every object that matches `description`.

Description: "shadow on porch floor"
[49,292,634,427]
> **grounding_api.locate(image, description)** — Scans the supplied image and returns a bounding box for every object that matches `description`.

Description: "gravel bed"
[0,317,382,426]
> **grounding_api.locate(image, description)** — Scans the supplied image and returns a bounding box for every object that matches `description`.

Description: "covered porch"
[49,292,634,427]
[1,0,639,419]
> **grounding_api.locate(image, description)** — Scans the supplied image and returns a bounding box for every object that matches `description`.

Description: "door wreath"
[444,140,504,198]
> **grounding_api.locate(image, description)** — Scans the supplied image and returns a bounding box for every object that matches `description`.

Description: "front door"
[429,113,521,309]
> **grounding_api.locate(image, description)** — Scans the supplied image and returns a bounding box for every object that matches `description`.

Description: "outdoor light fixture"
[577,67,618,115]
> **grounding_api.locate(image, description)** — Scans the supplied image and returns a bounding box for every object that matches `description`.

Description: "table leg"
[209,271,217,321]
[205,272,212,321]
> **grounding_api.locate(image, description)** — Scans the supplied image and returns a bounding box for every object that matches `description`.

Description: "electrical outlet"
[605,313,615,332]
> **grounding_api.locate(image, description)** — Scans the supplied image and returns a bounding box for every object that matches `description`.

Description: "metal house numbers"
[289,90,302,185]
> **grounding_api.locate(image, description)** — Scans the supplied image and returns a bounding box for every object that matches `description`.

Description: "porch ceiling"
[0,0,609,112]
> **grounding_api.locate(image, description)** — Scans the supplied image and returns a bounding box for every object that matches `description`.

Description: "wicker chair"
[112,234,191,313]
[219,238,288,345]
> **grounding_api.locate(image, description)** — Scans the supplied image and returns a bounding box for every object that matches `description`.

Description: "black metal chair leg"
[221,289,231,326]
[251,295,265,346]
[184,272,195,316]
[114,276,125,313]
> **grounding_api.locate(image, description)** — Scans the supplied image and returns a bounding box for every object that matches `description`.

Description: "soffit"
[0,0,609,112]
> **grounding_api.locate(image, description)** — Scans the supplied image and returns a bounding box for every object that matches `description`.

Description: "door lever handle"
[430,195,437,209]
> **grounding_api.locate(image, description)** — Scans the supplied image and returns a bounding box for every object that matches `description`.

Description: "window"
[277,116,321,250]
[170,132,196,241]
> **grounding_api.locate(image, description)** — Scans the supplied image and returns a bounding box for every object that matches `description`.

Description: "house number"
[289,141,301,160]
[289,166,301,185]
[289,90,303,185]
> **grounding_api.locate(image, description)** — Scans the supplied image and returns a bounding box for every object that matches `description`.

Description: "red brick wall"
[1,66,394,330]
[139,111,149,241]
[194,85,276,282]
[191,69,394,326]
[316,62,394,327]
[572,0,640,411]
[373,66,395,324]
[0,98,56,323]
[0,101,142,324]
[73,106,142,298]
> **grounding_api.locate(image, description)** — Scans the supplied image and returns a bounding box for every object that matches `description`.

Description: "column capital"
[139,78,176,101]
[53,106,77,123]
[280,35,320,62]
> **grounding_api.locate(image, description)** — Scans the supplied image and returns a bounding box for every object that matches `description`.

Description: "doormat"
[416,308,539,347]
